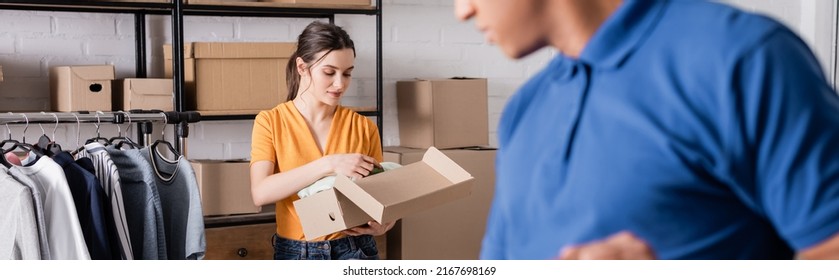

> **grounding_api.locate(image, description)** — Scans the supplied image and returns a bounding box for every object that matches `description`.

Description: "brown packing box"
[163,44,196,110]
[383,146,496,260]
[294,147,475,240]
[188,0,258,3]
[49,65,115,112]
[97,0,170,2]
[396,78,489,149]
[113,78,174,111]
[193,42,295,114]
[190,160,262,216]
[260,0,370,5]
[162,43,194,78]
[0,65,4,83]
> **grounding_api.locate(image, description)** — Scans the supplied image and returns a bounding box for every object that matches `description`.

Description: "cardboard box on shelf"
[113,78,174,111]
[294,147,475,240]
[396,78,489,149]
[260,0,370,6]
[99,0,171,2]
[163,43,196,109]
[49,65,115,112]
[188,0,258,3]
[383,146,496,260]
[162,43,194,77]
[190,160,262,216]
[165,42,295,114]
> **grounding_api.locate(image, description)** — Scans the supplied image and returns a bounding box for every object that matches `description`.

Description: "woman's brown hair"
[286,21,356,101]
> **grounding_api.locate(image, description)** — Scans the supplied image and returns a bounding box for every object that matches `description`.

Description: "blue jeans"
[272,234,379,260]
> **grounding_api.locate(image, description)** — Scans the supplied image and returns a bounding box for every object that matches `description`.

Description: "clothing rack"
[0,111,201,155]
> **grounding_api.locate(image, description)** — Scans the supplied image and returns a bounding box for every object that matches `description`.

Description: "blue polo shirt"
[484,0,839,259]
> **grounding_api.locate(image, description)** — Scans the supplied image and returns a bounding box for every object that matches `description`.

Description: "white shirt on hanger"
[10,155,91,260]
[0,166,41,260]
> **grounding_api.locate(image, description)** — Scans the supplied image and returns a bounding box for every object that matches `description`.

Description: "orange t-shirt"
[250,101,383,241]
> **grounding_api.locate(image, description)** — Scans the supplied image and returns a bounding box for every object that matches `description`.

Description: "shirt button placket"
[562,63,591,159]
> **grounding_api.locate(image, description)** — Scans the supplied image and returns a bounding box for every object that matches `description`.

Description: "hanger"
[73,111,110,155]
[109,111,139,150]
[1,114,26,154]
[35,114,49,151]
[0,120,18,168]
[46,113,63,155]
[34,112,63,157]
[19,114,45,159]
[85,111,111,146]
[0,114,43,167]
[70,113,83,156]
[150,112,180,159]
[48,113,63,154]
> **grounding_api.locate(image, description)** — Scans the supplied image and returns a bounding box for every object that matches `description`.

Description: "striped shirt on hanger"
[76,143,134,260]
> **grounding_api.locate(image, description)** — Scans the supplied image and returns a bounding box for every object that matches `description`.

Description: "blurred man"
[455,0,839,259]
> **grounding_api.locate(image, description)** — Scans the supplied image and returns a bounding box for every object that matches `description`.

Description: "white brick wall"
[0,1,835,160]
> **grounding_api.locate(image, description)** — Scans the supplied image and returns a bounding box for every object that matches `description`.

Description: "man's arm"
[558,231,655,260]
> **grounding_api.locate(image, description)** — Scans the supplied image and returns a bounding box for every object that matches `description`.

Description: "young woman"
[250,21,392,260]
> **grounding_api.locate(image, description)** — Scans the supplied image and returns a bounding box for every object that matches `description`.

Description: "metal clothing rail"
[0,111,201,124]
[0,111,201,154]
[1,111,160,125]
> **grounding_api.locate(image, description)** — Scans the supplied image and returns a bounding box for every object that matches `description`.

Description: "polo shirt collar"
[578,0,668,69]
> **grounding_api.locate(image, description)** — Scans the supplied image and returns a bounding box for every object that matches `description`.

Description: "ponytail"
[286,51,300,101]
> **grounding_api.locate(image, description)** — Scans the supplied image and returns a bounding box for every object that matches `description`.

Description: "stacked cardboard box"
[384,146,496,260]
[260,0,370,5]
[391,77,494,259]
[98,0,169,2]
[190,160,262,216]
[164,42,295,115]
[396,78,489,149]
[113,78,174,111]
[189,0,370,6]
[187,0,259,3]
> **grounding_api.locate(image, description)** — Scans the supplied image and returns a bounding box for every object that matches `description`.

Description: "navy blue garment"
[483,0,839,259]
[75,157,123,260]
[53,151,116,260]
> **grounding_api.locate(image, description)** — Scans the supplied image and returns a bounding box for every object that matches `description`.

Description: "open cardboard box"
[294,147,475,240]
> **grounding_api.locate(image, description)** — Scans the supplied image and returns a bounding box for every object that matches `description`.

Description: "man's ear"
[296,57,308,76]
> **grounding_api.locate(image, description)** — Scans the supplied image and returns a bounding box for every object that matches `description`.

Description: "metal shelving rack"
[0,0,385,237]
[0,0,385,149]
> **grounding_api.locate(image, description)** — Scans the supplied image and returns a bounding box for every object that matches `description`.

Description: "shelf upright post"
[376,0,383,143]
[134,11,148,78]
[138,121,154,147]
[177,121,189,158]
[172,0,186,153]
[134,10,149,144]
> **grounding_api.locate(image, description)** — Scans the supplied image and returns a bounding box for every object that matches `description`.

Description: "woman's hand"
[342,221,395,237]
[323,153,379,181]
